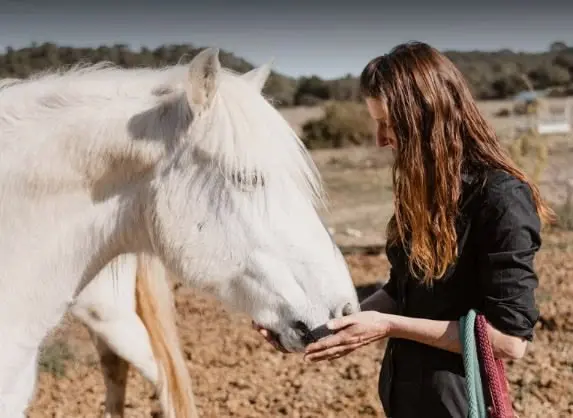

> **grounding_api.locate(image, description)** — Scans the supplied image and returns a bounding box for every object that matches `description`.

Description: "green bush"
[301,101,374,149]
[554,183,573,230]
[507,130,548,183]
[39,340,74,378]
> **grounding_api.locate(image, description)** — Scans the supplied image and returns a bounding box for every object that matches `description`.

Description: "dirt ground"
[26,101,573,417]
[26,232,573,418]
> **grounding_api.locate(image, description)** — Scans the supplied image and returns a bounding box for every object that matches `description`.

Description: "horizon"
[0,0,572,79]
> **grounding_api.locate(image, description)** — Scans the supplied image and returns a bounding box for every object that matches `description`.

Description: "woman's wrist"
[384,313,407,339]
[383,314,462,353]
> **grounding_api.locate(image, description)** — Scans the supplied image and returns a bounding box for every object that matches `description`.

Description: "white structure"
[536,99,572,134]
[511,91,572,137]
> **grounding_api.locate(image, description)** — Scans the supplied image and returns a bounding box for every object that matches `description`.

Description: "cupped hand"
[303,311,392,362]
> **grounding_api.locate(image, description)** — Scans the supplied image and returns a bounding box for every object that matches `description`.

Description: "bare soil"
[27,232,573,418]
[26,102,573,417]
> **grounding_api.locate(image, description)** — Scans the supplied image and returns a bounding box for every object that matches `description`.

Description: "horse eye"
[231,171,265,189]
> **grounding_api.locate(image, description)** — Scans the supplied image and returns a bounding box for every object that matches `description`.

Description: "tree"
[550,41,568,53]
[294,76,330,105]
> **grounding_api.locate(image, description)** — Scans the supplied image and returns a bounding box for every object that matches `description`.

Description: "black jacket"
[379,169,542,418]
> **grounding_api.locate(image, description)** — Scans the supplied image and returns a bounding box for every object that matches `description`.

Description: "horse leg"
[88,329,130,418]
[72,254,197,418]
[73,304,161,385]
[70,255,162,415]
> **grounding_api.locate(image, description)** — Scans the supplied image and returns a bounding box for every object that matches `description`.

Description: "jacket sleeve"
[382,266,398,301]
[475,172,542,341]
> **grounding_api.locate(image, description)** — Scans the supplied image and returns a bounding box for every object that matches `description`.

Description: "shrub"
[507,130,548,183]
[301,101,373,149]
[39,340,74,378]
[554,182,573,230]
[494,107,511,117]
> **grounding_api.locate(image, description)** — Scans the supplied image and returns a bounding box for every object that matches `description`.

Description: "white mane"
[189,68,326,206]
[0,78,22,90]
[0,61,326,208]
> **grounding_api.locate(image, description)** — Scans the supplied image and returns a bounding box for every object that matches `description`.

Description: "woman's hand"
[303,311,392,362]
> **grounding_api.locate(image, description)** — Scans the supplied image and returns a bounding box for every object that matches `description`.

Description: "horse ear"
[186,47,221,109]
[241,59,274,92]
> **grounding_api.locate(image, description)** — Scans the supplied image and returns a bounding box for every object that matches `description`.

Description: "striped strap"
[460,310,515,418]
[474,314,515,418]
[460,309,487,418]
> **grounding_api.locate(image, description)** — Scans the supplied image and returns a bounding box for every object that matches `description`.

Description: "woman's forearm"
[386,315,462,353]
[385,314,528,359]
[360,288,397,314]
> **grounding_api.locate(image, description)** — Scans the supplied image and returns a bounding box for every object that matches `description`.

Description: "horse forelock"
[190,69,327,208]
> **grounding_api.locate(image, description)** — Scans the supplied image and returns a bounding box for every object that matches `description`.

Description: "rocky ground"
[27,231,573,417]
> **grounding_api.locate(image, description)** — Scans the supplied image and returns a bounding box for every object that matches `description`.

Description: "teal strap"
[459,309,487,418]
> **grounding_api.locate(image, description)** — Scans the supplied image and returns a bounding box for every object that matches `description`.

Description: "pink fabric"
[475,313,515,418]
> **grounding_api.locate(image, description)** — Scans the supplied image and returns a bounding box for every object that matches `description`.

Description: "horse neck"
[0,84,177,281]
[1,66,189,189]
[5,91,174,192]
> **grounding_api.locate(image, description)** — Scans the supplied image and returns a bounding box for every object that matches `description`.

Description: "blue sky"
[0,0,571,79]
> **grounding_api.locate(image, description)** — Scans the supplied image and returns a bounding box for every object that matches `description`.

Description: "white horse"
[0,48,360,417]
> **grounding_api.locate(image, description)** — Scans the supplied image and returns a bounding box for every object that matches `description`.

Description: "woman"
[254,41,555,417]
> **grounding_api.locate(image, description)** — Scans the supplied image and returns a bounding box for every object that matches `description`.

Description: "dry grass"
[279,105,325,136]
[313,146,395,247]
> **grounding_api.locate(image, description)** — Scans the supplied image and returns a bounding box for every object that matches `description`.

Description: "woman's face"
[365,97,397,150]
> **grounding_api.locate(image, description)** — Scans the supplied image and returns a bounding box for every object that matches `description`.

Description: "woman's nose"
[376,135,390,148]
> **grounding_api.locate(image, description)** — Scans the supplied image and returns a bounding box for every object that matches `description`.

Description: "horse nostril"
[293,320,310,336]
[294,320,323,345]
[342,302,354,316]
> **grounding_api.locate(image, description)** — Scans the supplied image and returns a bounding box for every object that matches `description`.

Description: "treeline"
[296,42,573,104]
[1,41,572,106]
[0,43,298,106]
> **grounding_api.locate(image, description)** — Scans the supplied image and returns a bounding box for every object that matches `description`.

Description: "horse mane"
[0,60,327,208]
[0,78,23,90]
[193,69,326,207]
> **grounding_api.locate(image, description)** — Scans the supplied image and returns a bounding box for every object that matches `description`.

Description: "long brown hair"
[359,41,555,284]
